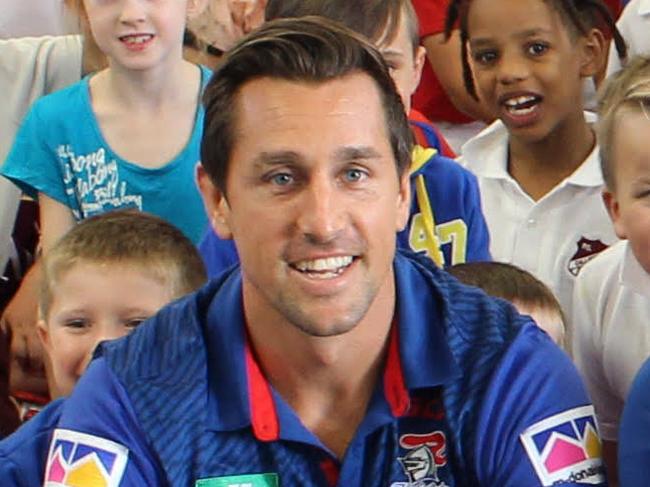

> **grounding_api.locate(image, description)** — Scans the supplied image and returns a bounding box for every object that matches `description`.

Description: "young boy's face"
[377,9,425,114]
[466,0,597,142]
[38,262,173,397]
[604,109,650,273]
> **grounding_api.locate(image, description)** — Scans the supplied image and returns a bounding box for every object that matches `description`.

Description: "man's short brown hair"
[598,56,650,191]
[265,0,420,52]
[200,16,413,193]
[40,210,207,318]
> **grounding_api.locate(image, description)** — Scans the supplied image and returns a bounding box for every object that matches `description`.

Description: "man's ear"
[579,28,606,78]
[602,189,627,239]
[196,164,234,239]
[396,169,412,232]
[187,0,209,20]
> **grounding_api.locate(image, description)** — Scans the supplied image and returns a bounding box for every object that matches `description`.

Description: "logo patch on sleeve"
[44,429,128,487]
[520,406,605,486]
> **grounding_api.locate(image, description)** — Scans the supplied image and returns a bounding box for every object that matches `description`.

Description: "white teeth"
[122,35,152,44]
[294,256,354,273]
[507,105,536,116]
[505,95,536,107]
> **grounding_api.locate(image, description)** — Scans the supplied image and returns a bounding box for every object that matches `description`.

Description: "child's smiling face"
[466,0,597,142]
[82,0,192,71]
[39,262,172,397]
[605,108,650,274]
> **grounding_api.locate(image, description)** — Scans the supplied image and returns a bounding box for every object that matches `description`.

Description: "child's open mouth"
[503,95,542,116]
[119,34,155,50]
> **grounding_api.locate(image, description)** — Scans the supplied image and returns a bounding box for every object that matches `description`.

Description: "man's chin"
[280,300,372,339]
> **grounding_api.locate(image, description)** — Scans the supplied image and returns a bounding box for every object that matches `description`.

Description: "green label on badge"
[195,473,279,487]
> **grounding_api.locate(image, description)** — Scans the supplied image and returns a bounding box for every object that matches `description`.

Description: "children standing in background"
[449,261,565,345]
[572,56,650,485]
[0,209,207,486]
[455,0,626,330]
[1,0,211,246]
[0,0,211,436]
[38,210,207,399]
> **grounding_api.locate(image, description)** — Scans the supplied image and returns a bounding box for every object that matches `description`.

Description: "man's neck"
[244,282,396,458]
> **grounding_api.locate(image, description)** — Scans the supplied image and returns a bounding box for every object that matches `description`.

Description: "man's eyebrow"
[334,146,384,162]
[253,150,303,167]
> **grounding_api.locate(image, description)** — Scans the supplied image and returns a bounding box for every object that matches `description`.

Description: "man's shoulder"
[28,77,87,120]
[397,251,526,352]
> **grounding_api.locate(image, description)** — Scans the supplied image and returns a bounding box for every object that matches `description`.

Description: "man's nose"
[295,173,346,244]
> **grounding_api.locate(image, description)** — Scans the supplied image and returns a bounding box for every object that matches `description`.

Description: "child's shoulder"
[458,119,509,172]
[27,76,89,122]
[413,146,478,188]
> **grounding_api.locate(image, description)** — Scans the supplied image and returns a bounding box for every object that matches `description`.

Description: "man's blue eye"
[271,173,293,186]
[345,169,366,182]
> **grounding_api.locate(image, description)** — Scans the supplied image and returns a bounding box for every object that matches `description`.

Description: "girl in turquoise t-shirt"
[0,0,211,413]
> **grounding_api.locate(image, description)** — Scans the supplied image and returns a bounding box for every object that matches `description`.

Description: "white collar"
[620,240,650,298]
[460,111,603,187]
[638,0,650,15]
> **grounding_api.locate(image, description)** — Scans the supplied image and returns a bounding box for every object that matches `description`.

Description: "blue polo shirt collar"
[205,253,460,445]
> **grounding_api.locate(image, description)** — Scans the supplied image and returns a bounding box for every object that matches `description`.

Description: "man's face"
[200,74,410,337]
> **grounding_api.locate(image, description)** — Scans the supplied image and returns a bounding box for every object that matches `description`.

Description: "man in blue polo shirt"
[39,17,606,487]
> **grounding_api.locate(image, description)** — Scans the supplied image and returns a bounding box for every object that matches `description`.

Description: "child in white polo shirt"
[572,55,650,484]
[454,0,626,328]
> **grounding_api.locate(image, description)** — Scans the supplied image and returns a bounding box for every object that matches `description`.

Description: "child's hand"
[0,263,48,399]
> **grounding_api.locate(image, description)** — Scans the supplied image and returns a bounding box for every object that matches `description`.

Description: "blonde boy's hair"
[40,210,207,318]
[598,56,650,191]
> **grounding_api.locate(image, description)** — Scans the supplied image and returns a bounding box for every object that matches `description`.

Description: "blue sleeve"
[0,398,64,486]
[198,228,239,279]
[0,456,26,486]
[474,324,607,486]
[47,358,166,486]
[1,100,68,203]
[619,357,650,487]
